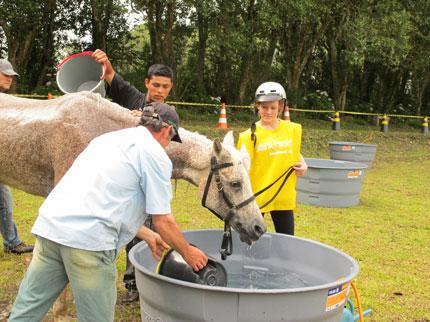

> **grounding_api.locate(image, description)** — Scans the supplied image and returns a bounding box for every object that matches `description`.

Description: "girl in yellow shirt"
[237,82,307,235]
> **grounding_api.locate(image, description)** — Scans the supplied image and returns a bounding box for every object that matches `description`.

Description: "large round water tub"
[129,229,359,322]
[297,158,368,208]
[329,141,377,167]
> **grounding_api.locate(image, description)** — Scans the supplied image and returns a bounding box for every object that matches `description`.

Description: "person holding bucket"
[8,103,208,322]
[92,49,175,303]
[92,49,173,117]
[237,82,307,236]
[0,59,34,255]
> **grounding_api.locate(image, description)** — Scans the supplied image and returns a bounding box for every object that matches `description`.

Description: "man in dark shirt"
[93,50,173,117]
[93,50,174,303]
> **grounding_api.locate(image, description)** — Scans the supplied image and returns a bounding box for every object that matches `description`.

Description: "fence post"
[380,114,389,133]
[331,111,341,131]
[423,117,428,136]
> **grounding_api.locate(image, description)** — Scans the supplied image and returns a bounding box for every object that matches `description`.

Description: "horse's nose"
[254,221,266,238]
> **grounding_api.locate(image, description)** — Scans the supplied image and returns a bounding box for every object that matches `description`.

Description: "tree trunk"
[164,1,175,70]
[237,0,257,103]
[360,60,376,103]
[328,36,348,111]
[35,0,57,88]
[90,0,113,51]
[280,20,328,107]
[196,5,209,89]
[413,72,430,116]
[1,21,39,92]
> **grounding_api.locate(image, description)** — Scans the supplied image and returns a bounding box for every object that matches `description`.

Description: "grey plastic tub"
[129,229,359,322]
[297,158,368,208]
[329,141,377,166]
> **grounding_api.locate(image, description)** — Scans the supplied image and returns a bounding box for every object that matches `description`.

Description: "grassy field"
[0,117,429,321]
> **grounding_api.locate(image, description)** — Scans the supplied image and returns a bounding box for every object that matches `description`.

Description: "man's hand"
[136,226,169,261]
[130,109,143,117]
[182,244,208,272]
[152,214,208,271]
[92,49,115,86]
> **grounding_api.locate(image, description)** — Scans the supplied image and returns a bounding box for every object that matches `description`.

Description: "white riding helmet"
[255,82,286,102]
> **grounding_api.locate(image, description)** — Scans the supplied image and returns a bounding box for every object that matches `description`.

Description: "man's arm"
[152,214,208,271]
[136,225,169,261]
[92,49,115,85]
[92,49,146,110]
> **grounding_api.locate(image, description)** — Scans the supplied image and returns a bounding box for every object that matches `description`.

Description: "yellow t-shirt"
[237,120,302,212]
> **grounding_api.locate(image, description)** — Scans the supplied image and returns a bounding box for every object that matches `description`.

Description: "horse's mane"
[177,127,211,145]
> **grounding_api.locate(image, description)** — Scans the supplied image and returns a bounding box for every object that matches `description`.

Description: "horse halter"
[201,156,256,259]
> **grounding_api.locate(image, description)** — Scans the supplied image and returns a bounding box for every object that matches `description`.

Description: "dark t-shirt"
[106,74,147,110]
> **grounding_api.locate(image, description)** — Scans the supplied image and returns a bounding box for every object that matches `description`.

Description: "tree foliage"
[0,0,429,115]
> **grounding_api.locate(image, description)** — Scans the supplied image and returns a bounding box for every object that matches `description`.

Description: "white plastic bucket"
[56,51,106,97]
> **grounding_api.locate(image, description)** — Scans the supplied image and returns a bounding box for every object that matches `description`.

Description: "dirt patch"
[0,300,12,322]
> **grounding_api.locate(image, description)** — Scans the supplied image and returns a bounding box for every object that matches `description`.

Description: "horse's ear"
[223,131,235,147]
[213,138,222,155]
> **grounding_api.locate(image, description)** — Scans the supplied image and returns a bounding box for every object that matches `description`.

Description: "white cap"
[0,59,19,76]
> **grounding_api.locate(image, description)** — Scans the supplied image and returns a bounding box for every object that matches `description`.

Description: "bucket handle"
[57,51,106,80]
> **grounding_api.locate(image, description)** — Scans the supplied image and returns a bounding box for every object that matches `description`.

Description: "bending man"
[9,103,207,322]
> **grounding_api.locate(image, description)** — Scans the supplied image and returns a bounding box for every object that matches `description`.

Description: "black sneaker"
[121,289,139,304]
[6,242,34,254]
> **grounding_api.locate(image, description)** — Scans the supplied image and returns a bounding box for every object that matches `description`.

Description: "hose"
[351,280,364,322]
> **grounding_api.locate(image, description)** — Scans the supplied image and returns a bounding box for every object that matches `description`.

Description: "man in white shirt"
[8,102,208,322]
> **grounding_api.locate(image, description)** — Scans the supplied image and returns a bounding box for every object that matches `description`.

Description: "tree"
[359,1,412,113]
[269,0,331,107]
[325,1,365,111]
[0,0,43,91]
[404,0,430,115]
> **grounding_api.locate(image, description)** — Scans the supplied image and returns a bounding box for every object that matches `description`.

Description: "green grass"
[1,119,429,321]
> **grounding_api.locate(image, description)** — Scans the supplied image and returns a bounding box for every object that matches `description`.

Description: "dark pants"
[123,216,154,291]
[123,237,141,291]
[269,210,294,235]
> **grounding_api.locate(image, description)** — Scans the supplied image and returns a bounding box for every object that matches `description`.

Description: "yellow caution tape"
[10,94,428,121]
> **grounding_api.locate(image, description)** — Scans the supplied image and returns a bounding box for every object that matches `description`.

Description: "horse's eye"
[230,181,242,190]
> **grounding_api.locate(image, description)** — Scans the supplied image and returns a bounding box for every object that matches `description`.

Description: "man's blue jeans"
[0,184,22,250]
[9,237,118,322]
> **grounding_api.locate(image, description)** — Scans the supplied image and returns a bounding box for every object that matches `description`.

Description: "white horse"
[0,92,266,243]
[1,92,267,320]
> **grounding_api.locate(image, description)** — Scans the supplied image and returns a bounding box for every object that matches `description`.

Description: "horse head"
[200,131,266,245]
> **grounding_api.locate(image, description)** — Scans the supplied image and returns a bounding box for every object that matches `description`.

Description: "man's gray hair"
[140,114,165,132]
[139,105,175,139]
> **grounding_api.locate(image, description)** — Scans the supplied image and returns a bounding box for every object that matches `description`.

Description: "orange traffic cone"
[282,106,290,121]
[47,92,53,100]
[216,102,228,129]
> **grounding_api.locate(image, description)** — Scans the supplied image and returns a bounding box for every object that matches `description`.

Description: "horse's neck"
[167,130,212,186]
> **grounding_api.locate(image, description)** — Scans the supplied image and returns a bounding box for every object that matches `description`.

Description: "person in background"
[92,49,175,303]
[8,103,208,322]
[92,49,173,117]
[237,82,307,236]
[0,59,34,255]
